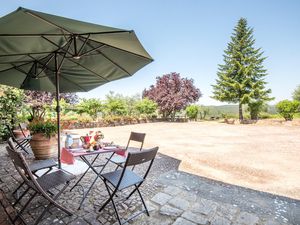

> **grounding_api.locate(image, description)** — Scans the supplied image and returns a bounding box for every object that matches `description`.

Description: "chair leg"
[33,182,72,225]
[13,187,29,206]
[110,194,122,225]
[135,185,149,216]
[99,181,122,225]
[47,183,73,215]
[13,191,37,223]
[99,181,114,212]
[114,164,120,171]
[12,181,25,198]
[125,183,142,200]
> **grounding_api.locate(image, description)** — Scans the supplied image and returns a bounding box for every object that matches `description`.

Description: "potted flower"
[28,120,57,159]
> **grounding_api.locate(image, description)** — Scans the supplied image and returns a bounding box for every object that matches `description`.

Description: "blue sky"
[1,0,300,105]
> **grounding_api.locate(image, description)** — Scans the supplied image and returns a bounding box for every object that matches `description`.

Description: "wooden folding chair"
[7,138,57,202]
[99,146,159,225]
[6,125,31,154]
[6,146,75,225]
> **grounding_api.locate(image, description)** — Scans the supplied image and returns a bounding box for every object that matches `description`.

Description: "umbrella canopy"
[0,7,153,92]
[0,7,153,167]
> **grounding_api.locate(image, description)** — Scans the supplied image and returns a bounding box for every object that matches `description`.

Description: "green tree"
[199,105,210,120]
[104,92,127,116]
[212,18,272,121]
[292,85,300,101]
[135,98,157,116]
[276,100,300,121]
[248,101,265,120]
[185,105,199,120]
[123,94,140,116]
[0,85,25,139]
[77,98,103,120]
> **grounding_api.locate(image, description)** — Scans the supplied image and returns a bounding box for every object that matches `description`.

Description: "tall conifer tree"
[212,18,272,120]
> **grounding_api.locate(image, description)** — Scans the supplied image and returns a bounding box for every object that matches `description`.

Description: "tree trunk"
[239,103,244,121]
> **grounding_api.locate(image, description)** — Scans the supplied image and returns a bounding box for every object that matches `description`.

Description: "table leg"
[70,154,100,192]
[77,152,115,209]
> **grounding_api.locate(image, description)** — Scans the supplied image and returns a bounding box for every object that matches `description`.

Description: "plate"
[103,146,118,150]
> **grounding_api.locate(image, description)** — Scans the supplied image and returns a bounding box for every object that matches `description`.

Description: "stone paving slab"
[133,170,299,225]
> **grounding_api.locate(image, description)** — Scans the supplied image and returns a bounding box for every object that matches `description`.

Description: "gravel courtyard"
[72,121,300,200]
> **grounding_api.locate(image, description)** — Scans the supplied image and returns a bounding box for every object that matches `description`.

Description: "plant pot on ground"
[28,120,57,160]
[13,124,31,139]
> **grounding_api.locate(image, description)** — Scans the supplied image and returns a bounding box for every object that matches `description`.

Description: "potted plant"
[28,120,57,159]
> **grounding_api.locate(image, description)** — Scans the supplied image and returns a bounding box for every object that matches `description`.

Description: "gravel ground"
[66,121,300,200]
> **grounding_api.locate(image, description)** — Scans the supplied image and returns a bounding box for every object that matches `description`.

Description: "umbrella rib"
[78,34,153,61]
[0,52,54,57]
[77,34,90,56]
[84,41,131,75]
[0,60,32,64]
[31,54,55,79]
[57,38,73,71]
[102,42,153,61]
[98,51,131,75]
[42,36,67,50]
[59,75,88,92]
[62,56,109,82]
[12,63,35,89]
[77,43,106,58]
[0,61,32,73]
[0,31,131,37]
[26,54,55,73]
[24,10,72,34]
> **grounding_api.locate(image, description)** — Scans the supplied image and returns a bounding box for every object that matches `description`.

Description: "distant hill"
[202,104,277,117]
[206,105,238,116]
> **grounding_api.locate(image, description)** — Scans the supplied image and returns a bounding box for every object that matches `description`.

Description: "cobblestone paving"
[1,143,299,225]
[133,171,300,225]
[0,144,180,225]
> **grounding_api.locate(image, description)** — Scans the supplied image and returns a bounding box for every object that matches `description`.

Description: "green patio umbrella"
[0,7,153,167]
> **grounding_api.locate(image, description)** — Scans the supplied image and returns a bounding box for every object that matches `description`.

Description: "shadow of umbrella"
[0,7,153,167]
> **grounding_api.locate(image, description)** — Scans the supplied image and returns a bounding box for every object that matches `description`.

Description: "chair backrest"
[7,136,28,153]
[7,137,15,150]
[115,147,158,190]
[126,132,146,151]
[6,146,70,207]
[125,147,158,167]
[6,146,33,184]
[6,125,16,139]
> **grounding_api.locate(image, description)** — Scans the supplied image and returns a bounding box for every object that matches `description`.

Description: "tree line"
[1,17,300,139]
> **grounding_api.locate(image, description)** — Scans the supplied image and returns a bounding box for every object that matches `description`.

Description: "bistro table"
[61,146,126,209]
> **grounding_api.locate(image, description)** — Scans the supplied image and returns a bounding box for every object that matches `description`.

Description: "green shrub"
[185,105,199,120]
[135,98,157,116]
[0,86,25,140]
[28,120,57,138]
[276,100,300,121]
[76,98,103,120]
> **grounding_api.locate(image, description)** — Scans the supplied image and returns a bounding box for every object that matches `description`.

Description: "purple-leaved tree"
[24,90,78,120]
[143,72,201,119]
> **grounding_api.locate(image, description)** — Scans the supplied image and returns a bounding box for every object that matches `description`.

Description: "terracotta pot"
[30,133,57,159]
[13,130,23,139]
[13,129,31,139]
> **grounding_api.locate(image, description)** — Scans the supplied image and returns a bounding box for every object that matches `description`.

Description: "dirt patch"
[66,121,300,200]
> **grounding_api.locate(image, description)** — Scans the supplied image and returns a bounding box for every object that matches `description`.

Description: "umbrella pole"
[55,52,62,169]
